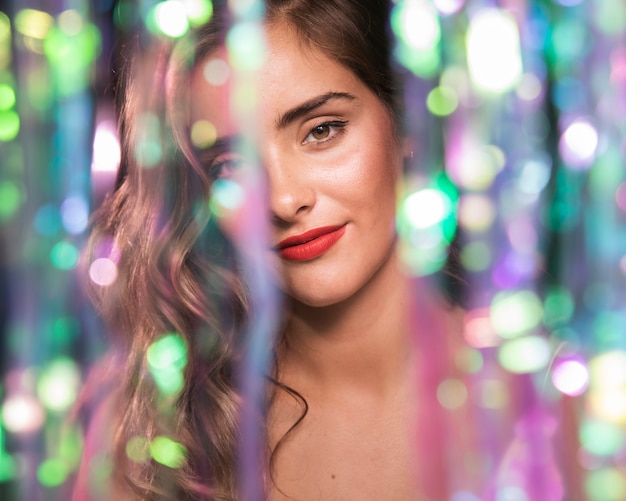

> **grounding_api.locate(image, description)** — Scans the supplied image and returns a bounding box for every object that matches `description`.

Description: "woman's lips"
[275,225,347,261]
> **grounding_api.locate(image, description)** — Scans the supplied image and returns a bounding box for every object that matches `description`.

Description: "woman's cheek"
[209,176,276,261]
[209,178,246,239]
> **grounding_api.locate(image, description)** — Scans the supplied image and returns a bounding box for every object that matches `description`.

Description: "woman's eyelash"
[303,120,348,145]
[209,157,242,179]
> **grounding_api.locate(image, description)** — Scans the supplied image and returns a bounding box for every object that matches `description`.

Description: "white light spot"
[552,358,590,396]
[92,121,121,173]
[89,258,118,286]
[37,358,81,412]
[559,119,599,169]
[210,179,244,214]
[154,0,190,38]
[403,189,450,229]
[467,9,522,93]
[203,58,230,86]
[2,394,45,433]
[433,0,465,16]
[402,0,440,50]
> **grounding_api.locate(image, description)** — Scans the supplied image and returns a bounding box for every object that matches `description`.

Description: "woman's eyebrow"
[276,91,356,129]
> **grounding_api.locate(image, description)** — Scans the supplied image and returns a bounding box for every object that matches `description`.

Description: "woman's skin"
[191,23,422,499]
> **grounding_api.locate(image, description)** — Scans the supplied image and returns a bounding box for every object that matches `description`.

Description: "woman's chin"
[284,284,356,309]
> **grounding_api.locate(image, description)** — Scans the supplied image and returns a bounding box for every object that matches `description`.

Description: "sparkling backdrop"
[0,0,624,499]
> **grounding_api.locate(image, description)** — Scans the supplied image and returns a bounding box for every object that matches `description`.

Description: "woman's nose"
[265,153,315,223]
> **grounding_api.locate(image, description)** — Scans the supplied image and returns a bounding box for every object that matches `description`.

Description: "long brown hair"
[87,8,247,498]
[84,1,459,499]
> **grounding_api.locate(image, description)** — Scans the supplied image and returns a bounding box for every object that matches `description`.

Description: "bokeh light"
[391,0,441,77]
[0,84,16,110]
[184,0,214,26]
[226,21,265,72]
[490,290,543,339]
[126,436,150,463]
[202,58,230,86]
[580,419,625,457]
[147,333,188,395]
[149,436,186,468]
[91,120,121,173]
[50,241,80,270]
[463,308,500,349]
[36,358,81,412]
[151,0,190,38]
[587,352,626,424]
[551,356,589,396]
[14,9,54,40]
[461,241,491,272]
[403,188,450,229]
[89,258,118,286]
[458,194,495,232]
[432,0,464,16]
[586,468,626,501]
[0,110,20,141]
[398,181,458,276]
[466,9,522,93]
[437,378,468,410]
[497,335,551,374]
[190,119,217,149]
[447,140,506,191]
[2,393,46,434]
[559,119,599,169]
[210,178,245,215]
[397,0,440,51]
[37,458,68,487]
[60,196,89,235]
[516,73,543,102]
[0,181,21,219]
[426,86,459,116]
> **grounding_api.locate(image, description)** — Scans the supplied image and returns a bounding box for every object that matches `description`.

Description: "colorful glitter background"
[0,0,625,500]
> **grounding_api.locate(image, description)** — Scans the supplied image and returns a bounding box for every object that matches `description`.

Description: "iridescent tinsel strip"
[393,0,626,499]
[1,2,99,500]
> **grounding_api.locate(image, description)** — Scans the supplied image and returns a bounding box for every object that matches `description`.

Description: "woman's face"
[190,23,402,308]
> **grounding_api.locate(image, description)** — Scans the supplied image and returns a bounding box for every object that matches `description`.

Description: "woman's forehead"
[188,27,365,134]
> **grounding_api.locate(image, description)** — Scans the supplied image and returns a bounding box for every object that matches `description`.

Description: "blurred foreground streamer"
[0,0,624,500]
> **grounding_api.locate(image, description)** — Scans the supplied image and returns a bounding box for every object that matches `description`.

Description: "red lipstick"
[276,225,346,261]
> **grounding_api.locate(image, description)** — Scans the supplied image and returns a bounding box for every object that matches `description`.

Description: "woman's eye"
[303,121,347,145]
[209,157,242,179]
[311,125,331,140]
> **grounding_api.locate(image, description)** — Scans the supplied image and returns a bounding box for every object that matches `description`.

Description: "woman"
[78,0,467,499]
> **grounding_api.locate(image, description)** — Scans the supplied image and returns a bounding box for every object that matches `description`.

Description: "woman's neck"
[277,251,413,397]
